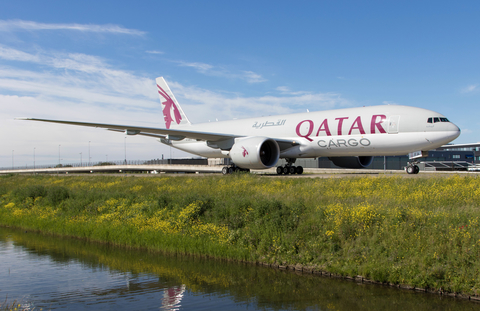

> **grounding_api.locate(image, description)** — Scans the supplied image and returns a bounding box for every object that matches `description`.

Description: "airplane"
[17,77,461,175]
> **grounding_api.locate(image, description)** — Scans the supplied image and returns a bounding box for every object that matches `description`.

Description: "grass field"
[1,173,479,296]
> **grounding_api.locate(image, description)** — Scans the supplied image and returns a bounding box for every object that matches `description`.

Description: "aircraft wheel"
[289,166,296,174]
[228,167,234,174]
[222,167,229,175]
[414,165,420,174]
[276,166,283,175]
[406,166,415,174]
[283,166,290,174]
[295,166,304,175]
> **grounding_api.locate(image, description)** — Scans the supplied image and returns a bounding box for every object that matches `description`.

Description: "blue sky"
[1,1,479,167]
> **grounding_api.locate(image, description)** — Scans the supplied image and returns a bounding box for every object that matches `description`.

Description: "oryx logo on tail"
[158,84,182,129]
[156,77,191,129]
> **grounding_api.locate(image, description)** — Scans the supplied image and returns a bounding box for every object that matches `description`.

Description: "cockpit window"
[427,117,450,123]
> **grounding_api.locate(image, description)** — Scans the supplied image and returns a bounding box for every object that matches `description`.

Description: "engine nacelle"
[230,137,280,169]
[328,156,374,169]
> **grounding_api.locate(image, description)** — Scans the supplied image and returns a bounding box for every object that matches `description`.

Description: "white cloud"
[275,85,310,96]
[0,19,145,35]
[146,50,164,54]
[169,81,351,123]
[0,94,171,168]
[461,84,478,94]
[276,86,291,93]
[0,46,157,105]
[242,71,267,83]
[175,61,214,72]
[0,45,350,123]
[173,60,267,83]
[0,46,41,62]
[0,45,352,167]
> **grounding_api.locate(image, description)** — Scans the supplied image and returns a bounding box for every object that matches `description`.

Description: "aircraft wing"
[16,118,234,141]
[16,118,300,149]
[107,128,167,138]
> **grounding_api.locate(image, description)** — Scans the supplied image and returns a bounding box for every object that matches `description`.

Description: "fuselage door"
[388,115,400,134]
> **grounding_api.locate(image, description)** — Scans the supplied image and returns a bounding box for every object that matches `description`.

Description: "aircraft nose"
[449,122,461,139]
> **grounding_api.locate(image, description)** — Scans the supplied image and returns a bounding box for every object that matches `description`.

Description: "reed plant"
[1,174,480,295]
[0,298,21,311]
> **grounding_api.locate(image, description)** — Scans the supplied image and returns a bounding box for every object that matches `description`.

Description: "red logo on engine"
[242,147,248,157]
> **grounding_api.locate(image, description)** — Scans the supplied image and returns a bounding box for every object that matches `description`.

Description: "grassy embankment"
[1,174,479,296]
[3,227,472,310]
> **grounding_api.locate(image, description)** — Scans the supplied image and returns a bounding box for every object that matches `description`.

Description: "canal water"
[0,227,477,310]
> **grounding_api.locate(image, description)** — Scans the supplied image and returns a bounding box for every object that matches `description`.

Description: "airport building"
[317,143,480,171]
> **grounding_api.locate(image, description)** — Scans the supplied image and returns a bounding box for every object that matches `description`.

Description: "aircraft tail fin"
[156,77,191,129]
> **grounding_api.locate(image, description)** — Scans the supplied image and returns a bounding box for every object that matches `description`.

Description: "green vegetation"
[1,174,480,296]
[3,227,474,311]
[0,298,21,311]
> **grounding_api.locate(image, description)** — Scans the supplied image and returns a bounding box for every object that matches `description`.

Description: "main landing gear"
[221,165,250,175]
[405,161,420,174]
[276,158,304,175]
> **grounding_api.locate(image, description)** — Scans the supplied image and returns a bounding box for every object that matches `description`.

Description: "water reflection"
[0,227,477,310]
[163,285,185,310]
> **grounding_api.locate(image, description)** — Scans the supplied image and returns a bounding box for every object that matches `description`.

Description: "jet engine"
[229,137,280,169]
[328,156,374,169]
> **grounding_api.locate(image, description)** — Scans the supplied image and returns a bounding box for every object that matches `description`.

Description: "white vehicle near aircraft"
[18,77,461,175]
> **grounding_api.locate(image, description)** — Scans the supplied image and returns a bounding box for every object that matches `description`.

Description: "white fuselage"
[170,105,460,159]
[21,76,461,171]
